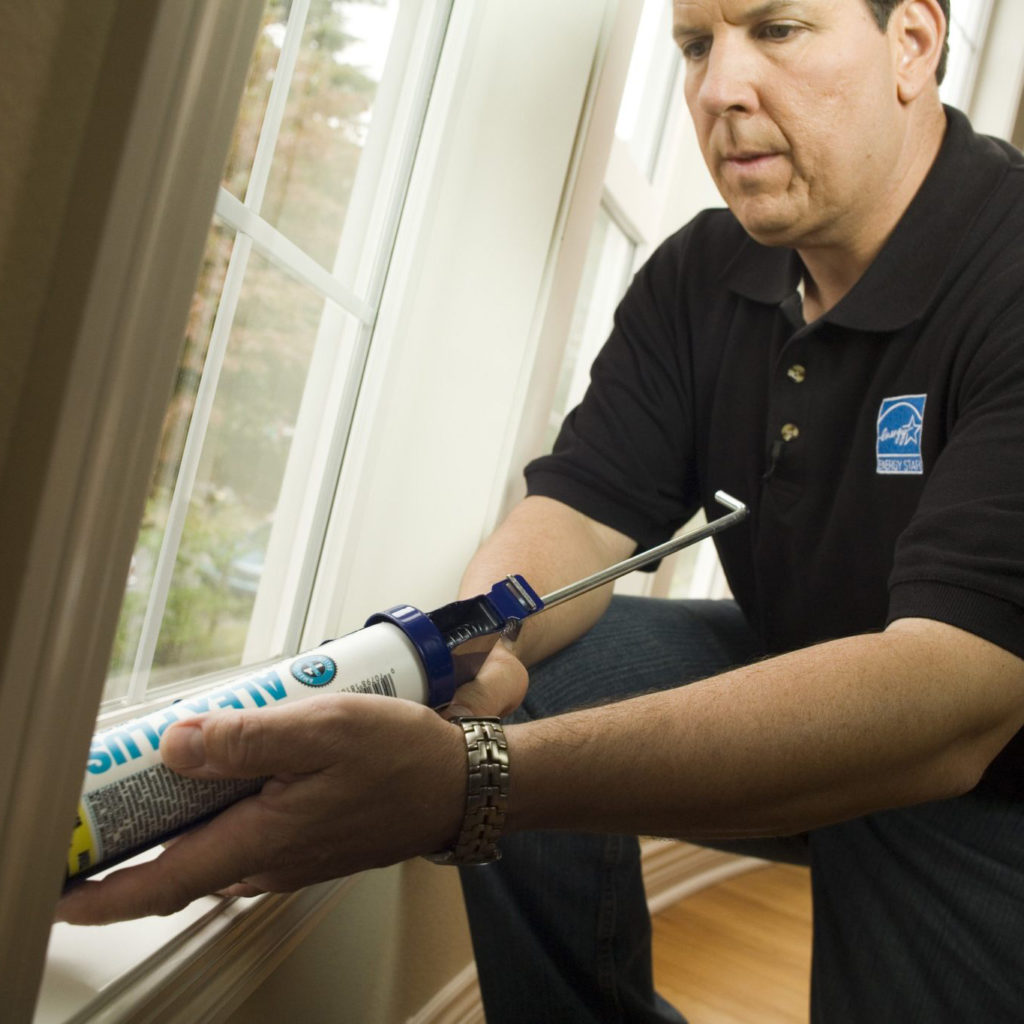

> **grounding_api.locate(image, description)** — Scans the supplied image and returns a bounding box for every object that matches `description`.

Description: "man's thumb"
[162,705,312,778]
[441,641,528,721]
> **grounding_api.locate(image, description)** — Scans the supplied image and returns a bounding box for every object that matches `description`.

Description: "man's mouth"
[718,150,785,183]
[724,151,778,165]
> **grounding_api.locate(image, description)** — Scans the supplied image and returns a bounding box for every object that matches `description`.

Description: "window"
[547,0,729,601]
[615,0,681,181]
[545,206,636,448]
[549,0,679,440]
[105,0,452,710]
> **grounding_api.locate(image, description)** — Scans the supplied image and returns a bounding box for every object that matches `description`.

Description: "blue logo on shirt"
[877,394,926,475]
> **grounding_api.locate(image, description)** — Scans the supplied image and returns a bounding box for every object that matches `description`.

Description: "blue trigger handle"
[364,575,544,709]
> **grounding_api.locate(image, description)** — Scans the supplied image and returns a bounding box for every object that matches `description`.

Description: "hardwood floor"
[651,864,813,1024]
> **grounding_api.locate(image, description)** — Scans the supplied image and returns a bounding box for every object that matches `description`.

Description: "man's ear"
[892,0,946,103]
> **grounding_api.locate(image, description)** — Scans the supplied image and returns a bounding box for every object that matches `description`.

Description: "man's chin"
[737,217,808,249]
[726,198,808,248]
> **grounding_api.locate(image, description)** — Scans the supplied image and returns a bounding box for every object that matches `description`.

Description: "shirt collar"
[722,107,1016,332]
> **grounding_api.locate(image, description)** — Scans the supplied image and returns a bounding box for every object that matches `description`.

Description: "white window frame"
[115,0,453,710]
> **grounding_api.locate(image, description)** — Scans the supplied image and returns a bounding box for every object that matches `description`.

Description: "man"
[60,0,1024,1019]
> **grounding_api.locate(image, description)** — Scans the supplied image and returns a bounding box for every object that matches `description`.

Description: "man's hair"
[863,0,950,84]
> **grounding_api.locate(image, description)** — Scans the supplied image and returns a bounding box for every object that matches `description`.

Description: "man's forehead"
[672,0,833,30]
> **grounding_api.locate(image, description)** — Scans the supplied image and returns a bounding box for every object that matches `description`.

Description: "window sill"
[36,851,354,1024]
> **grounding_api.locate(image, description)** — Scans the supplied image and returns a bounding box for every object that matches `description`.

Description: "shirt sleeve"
[887,298,1024,661]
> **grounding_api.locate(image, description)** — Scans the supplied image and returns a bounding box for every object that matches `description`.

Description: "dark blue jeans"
[459,596,1024,1022]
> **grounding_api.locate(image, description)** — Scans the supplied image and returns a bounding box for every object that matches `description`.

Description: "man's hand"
[443,638,529,720]
[56,694,466,925]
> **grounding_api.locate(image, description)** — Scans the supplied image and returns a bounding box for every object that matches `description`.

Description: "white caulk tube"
[67,579,543,885]
[67,492,748,886]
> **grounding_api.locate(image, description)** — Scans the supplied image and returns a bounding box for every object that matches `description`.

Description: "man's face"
[674,0,907,251]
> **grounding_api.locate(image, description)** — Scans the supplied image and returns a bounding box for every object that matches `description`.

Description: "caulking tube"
[66,492,749,887]
[66,576,543,886]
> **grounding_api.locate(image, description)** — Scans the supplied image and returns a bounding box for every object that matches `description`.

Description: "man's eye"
[759,23,799,41]
[680,38,711,61]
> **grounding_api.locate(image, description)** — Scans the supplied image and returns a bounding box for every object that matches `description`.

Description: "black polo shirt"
[526,108,1024,791]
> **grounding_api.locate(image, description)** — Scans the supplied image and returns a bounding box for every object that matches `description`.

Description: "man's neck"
[799,239,894,322]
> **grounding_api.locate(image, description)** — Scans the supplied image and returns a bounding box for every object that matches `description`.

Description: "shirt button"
[780,422,800,442]
[787,364,806,383]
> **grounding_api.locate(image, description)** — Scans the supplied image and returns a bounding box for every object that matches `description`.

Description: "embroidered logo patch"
[876,394,926,475]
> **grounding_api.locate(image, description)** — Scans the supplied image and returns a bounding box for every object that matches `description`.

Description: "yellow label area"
[67,801,97,879]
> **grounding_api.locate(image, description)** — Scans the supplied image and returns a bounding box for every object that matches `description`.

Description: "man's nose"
[693,36,759,117]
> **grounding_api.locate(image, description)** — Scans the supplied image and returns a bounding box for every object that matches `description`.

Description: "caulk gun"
[67,492,747,885]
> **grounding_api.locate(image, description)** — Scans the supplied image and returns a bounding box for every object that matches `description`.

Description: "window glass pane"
[221,0,291,200]
[106,223,237,702]
[546,208,636,449]
[614,0,679,180]
[152,251,328,678]
[261,0,402,272]
[106,243,354,700]
[104,0,448,709]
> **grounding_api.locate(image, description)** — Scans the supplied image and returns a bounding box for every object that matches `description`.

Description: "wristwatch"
[425,717,509,865]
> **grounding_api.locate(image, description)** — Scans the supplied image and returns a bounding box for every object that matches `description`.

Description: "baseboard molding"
[641,840,764,916]
[407,842,762,1024]
[404,963,484,1024]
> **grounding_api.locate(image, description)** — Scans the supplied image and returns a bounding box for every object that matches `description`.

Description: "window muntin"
[552,0,679,444]
[614,0,680,181]
[104,0,451,708]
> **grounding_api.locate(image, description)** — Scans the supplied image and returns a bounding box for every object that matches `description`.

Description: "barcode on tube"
[347,672,398,697]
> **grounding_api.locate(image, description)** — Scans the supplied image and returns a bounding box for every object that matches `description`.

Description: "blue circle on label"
[290,654,337,687]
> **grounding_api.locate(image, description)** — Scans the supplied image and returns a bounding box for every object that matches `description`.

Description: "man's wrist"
[425,717,509,866]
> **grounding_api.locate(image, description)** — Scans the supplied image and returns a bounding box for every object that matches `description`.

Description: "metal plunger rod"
[538,491,748,610]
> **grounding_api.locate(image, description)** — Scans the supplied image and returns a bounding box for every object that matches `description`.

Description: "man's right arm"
[444,495,636,718]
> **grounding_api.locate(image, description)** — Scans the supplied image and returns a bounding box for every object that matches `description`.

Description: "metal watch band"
[425,717,509,866]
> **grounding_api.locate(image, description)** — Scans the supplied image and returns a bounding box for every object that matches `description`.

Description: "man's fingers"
[162,695,354,779]
[443,640,528,719]
[56,798,269,925]
[216,882,266,898]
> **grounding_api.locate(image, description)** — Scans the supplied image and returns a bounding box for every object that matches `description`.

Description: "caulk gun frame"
[537,491,748,610]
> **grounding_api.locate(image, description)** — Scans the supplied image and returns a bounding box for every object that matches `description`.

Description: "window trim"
[1,3,265,1018]
[39,878,356,1024]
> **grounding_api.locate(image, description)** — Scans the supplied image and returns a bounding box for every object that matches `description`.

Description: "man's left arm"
[57,617,1024,924]
[505,618,1024,840]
